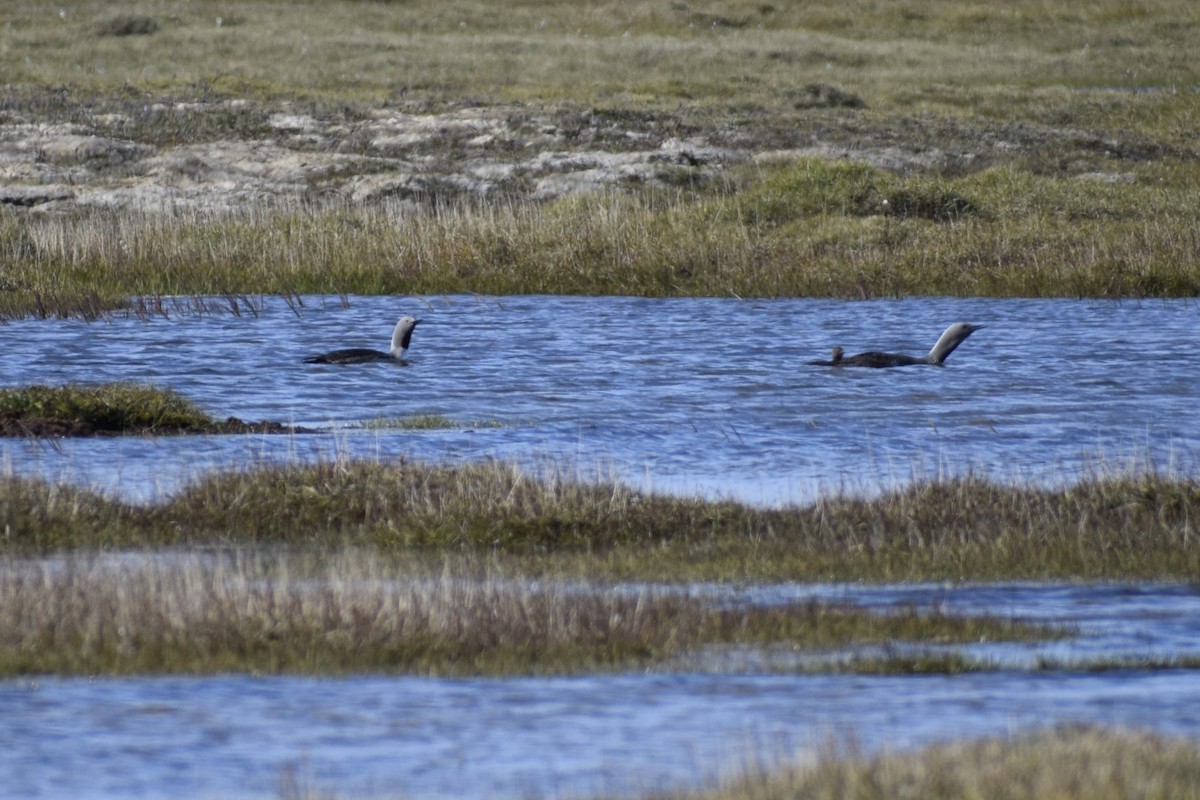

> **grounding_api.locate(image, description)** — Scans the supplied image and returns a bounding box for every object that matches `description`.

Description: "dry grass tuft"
[663,725,1200,800]
[0,550,1042,676]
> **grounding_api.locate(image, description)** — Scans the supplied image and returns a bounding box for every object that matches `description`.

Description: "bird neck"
[927,334,964,364]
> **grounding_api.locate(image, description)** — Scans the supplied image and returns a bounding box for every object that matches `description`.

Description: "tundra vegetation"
[3,1,1200,792]
[1,0,1199,315]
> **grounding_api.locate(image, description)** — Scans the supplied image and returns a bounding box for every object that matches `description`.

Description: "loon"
[812,322,984,368]
[807,346,844,366]
[304,316,420,364]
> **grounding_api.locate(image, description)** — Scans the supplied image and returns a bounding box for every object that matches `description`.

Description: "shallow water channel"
[4,581,1200,800]
[2,294,1198,501]
[2,295,1199,798]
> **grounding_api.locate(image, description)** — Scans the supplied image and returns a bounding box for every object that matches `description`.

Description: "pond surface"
[2,294,1197,503]
[4,581,1200,800]
[3,295,1199,799]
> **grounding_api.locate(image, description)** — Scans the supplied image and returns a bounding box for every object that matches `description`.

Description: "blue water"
[3,581,1200,800]
[1,295,1197,503]
[3,295,1200,799]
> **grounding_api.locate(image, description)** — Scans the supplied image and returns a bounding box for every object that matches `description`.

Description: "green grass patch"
[0,383,303,436]
[0,383,215,435]
[5,1,1198,108]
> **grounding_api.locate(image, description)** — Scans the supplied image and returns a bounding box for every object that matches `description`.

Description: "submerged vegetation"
[353,414,505,431]
[0,383,493,437]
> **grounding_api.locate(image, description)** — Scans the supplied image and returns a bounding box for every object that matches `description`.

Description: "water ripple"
[3,296,1200,800]
[2,295,1196,503]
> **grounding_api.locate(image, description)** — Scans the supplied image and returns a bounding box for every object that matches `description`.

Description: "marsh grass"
[274,725,1200,799]
[5,155,1200,307]
[0,550,1046,676]
[0,383,303,436]
[655,725,1200,800]
[353,414,504,431]
[2,459,1198,581]
[164,460,1200,580]
[0,475,142,551]
[0,383,214,436]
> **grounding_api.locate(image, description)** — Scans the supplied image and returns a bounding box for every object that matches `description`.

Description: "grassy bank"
[3,459,1197,582]
[2,1,1200,310]
[5,157,1200,313]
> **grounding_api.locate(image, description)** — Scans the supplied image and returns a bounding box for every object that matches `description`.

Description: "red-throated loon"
[807,346,844,366]
[304,316,420,364]
[810,322,983,368]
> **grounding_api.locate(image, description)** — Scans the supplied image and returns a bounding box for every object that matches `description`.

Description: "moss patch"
[0,384,310,436]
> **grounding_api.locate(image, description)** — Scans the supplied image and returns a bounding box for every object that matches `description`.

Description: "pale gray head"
[926,322,984,364]
[390,316,420,357]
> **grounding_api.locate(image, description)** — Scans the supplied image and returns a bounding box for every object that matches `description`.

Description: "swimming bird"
[812,322,984,368]
[807,346,844,366]
[303,316,420,364]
